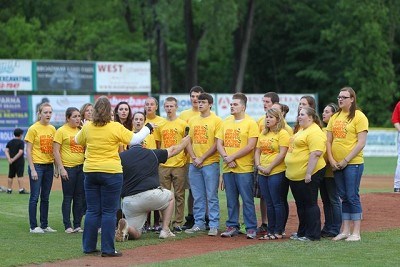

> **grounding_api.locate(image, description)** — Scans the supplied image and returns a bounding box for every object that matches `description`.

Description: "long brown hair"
[337,87,358,122]
[294,95,316,133]
[301,107,323,129]
[92,96,111,126]
[114,101,133,130]
[80,103,93,121]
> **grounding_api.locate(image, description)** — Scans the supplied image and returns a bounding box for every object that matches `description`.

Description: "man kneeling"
[116,136,190,241]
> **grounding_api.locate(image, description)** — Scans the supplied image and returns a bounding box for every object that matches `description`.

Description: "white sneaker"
[159,229,176,239]
[185,225,205,234]
[73,227,84,233]
[65,227,74,234]
[30,227,45,234]
[42,227,57,233]
[208,228,218,236]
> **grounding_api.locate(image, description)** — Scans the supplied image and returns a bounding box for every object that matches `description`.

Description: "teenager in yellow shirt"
[327,87,368,242]
[75,96,152,257]
[179,85,204,230]
[25,103,57,234]
[255,108,290,240]
[320,103,342,238]
[185,93,222,236]
[285,107,326,241]
[53,107,85,234]
[155,97,188,232]
[217,93,259,239]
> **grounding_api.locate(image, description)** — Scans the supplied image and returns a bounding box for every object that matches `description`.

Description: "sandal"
[345,234,361,242]
[332,233,350,241]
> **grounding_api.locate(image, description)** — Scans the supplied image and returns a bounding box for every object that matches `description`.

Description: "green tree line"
[1,0,399,126]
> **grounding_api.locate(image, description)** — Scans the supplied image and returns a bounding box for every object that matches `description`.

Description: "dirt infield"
[17,175,399,267]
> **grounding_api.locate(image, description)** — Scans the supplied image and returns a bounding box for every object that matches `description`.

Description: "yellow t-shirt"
[188,113,222,166]
[142,134,156,149]
[322,127,333,178]
[155,118,188,167]
[327,110,368,164]
[76,121,133,173]
[285,123,326,181]
[145,116,167,143]
[216,117,259,173]
[258,116,293,136]
[24,121,56,164]
[179,109,200,123]
[54,124,85,167]
[257,129,290,175]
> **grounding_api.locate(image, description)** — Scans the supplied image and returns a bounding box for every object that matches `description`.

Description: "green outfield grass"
[0,157,397,266]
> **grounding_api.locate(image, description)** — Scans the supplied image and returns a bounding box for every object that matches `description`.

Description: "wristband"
[344,158,349,163]
[145,123,154,134]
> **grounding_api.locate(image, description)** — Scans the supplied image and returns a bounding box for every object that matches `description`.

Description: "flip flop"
[259,234,281,240]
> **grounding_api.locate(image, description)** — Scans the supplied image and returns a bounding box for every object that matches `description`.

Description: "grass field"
[0,157,398,266]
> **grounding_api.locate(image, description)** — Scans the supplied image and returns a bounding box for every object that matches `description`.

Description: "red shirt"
[392,101,400,124]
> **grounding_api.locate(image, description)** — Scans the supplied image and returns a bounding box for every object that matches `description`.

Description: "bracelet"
[344,158,349,163]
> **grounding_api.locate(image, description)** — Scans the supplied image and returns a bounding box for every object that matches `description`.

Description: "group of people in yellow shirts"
[24,85,368,256]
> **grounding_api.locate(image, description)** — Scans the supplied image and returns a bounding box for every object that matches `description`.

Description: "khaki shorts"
[122,188,172,230]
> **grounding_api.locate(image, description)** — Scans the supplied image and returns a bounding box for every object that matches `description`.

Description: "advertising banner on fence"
[0,127,28,158]
[0,96,29,127]
[94,95,148,113]
[0,60,32,91]
[364,129,397,157]
[31,95,92,127]
[96,61,151,93]
[35,61,95,92]
[159,94,217,117]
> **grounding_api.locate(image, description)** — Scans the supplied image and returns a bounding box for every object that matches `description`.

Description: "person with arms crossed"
[217,93,259,239]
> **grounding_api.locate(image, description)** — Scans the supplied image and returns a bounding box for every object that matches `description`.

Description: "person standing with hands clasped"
[327,87,368,242]
[53,107,85,234]
[25,103,57,234]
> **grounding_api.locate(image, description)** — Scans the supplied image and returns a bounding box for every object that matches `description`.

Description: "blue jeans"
[258,171,285,234]
[189,163,220,228]
[28,163,54,230]
[289,168,325,240]
[82,172,123,254]
[320,177,342,235]
[223,172,257,231]
[334,164,364,221]
[62,165,84,229]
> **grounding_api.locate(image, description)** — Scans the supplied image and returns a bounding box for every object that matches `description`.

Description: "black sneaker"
[7,189,12,194]
[173,226,183,233]
[19,189,29,194]
[205,215,210,230]
[182,215,194,230]
[101,251,122,257]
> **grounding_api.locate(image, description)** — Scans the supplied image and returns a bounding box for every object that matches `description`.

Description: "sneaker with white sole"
[65,227,74,234]
[246,229,257,239]
[30,227,45,234]
[208,228,218,236]
[185,225,205,234]
[221,227,239,237]
[74,227,84,233]
[115,218,129,242]
[159,229,176,239]
[43,227,57,233]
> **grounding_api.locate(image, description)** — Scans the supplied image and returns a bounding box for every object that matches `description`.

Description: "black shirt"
[119,145,168,198]
[6,139,24,165]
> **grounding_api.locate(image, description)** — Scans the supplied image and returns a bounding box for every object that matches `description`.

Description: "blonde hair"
[37,103,52,121]
[262,108,285,135]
